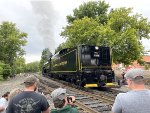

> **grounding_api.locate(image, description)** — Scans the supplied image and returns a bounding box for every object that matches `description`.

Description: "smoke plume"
[30,0,57,53]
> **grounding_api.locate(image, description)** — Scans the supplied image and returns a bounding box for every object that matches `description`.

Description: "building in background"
[113,55,150,70]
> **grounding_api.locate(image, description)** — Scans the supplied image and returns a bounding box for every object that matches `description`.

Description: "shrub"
[144,64,150,70]
[0,62,11,79]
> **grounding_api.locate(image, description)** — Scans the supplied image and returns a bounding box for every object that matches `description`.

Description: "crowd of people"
[0,68,150,113]
[0,75,79,113]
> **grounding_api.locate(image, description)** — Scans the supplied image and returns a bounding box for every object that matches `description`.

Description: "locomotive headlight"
[95,46,99,50]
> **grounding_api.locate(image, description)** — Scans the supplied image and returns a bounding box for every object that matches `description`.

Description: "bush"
[3,64,11,79]
[145,64,150,70]
[0,66,3,79]
[0,66,3,74]
[0,62,11,79]
[0,62,4,80]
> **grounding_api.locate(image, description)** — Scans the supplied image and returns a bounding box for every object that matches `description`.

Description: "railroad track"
[34,74,123,113]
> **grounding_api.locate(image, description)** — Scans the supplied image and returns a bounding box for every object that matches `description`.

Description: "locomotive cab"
[79,45,115,87]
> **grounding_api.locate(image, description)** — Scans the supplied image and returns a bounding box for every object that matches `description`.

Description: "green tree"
[25,61,40,73]
[39,48,52,70]
[0,62,11,80]
[0,61,4,79]
[67,0,109,24]
[61,2,150,65]
[13,57,26,74]
[61,17,113,47]
[107,8,150,64]
[0,21,27,67]
[2,64,11,79]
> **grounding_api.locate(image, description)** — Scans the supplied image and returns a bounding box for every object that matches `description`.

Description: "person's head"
[24,76,39,91]
[9,88,22,101]
[51,88,75,109]
[125,68,145,89]
[2,92,10,101]
[51,88,67,109]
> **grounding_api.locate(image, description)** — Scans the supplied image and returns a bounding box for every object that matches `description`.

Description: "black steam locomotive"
[43,45,115,87]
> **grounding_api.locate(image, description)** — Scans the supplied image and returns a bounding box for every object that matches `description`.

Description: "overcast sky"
[0,0,150,63]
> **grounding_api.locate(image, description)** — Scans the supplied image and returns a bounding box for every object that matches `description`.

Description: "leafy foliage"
[144,64,150,70]
[67,1,109,24]
[2,64,11,79]
[0,62,4,79]
[13,57,26,74]
[0,62,11,79]
[0,22,27,65]
[0,21,27,79]
[107,7,149,64]
[60,1,150,65]
[24,61,40,73]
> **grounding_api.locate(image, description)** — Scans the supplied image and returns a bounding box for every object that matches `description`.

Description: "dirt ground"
[114,70,150,86]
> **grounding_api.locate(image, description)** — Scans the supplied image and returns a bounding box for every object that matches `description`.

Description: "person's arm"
[6,99,14,113]
[41,96,50,113]
[42,107,50,113]
[111,94,122,113]
[0,106,5,112]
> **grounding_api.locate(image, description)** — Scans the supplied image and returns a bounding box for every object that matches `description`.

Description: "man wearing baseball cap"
[112,68,150,113]
[50,88,79,113]
[6,76,50,113]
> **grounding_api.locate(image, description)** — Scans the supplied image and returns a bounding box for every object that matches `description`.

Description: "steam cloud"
[30,0,57,53]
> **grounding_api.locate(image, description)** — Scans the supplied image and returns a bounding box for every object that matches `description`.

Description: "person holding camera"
[50,88,79,113]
